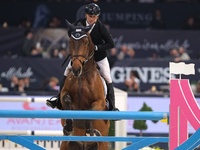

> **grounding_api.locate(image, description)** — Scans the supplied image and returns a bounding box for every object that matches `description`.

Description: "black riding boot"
[46,76,67,110]
[107,83,119,111]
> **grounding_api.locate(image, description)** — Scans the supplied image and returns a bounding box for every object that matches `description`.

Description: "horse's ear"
[65,19,76,31]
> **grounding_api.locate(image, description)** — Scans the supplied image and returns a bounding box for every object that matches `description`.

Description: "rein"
[68,30,95,109]
[78,76,82,109]
[71,51,94,68]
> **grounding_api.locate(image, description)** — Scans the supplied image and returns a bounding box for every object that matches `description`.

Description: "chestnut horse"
[60,20,110,150]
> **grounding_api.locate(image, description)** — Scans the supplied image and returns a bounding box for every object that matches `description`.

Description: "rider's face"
[85,14,98,25]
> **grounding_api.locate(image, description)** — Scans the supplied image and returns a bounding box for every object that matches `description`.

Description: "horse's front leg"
[85,120,93,136]
[85,120,101,137]
[88,99,107,137]
[61,93,73,136]
[85,121,100,150]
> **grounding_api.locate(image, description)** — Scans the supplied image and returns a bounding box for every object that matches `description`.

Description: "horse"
[60,20,110,150]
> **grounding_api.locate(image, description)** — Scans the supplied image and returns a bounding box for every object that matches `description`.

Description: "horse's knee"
[84,142,99,150]
[68,141,83,150]
[62,94,71,110]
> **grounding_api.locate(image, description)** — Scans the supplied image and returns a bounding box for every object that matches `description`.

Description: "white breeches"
[64,57,112,83]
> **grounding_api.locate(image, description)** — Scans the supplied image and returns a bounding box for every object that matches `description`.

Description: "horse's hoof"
[63,129,73,136]
[93,129,101,136]
[63,125,73,136]
[85,129,93,136]
[85,129,101,137]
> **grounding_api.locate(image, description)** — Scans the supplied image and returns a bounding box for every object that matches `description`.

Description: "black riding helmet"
[85,3,101,16]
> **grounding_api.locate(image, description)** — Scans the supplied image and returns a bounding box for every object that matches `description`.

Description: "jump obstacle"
[1,62,200,150]
[0,110,169,150]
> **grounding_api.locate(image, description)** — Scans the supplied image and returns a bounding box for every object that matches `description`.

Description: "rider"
[46,3,119,111]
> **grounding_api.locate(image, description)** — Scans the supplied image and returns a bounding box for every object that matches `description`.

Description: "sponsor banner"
[111,29,200,59]
[0,96,198,133]
[127,97,200,134]
[0,58,64,91]
[111,60,200,91]
[0,58,200,92]
[0,100,62,130]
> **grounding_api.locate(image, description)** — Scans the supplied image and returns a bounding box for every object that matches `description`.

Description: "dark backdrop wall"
[1,2,200,29]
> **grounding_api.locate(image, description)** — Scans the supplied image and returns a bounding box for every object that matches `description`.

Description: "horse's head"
[66,20,94,77]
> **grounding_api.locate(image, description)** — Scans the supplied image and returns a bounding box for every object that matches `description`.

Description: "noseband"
[71,51,94,67]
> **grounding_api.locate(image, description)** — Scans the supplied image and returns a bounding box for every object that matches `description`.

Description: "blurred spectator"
[51,48,68,59]
[18,18,32,29]
[125,70,140,92]
[127,47,135,59]
[165,48,179,61]
[182,17,195,30]
[108,47,118,68]
[174,46,190,62]
[20,30,34,57]
[4,51,12,58]
[117,45,129,60]
[30,46,43,58]
[44,77,59,91]
[51,48,59,58]
[2,22,8,28]
[48,16,62,28]
[59,48,68,59]
[148,51,160,60]
[40,79,50,91]
[24,77,30,91]
[18,78,25,92]
[149,9,166,29]
[10,76,19,91]
[196,80,200,93]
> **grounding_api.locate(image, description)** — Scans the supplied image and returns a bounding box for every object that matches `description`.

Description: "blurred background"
[1,0,200,149]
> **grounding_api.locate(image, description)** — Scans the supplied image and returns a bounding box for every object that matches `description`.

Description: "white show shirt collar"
[86,21,95,34]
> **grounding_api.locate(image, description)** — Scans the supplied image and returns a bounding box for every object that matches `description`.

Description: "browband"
[71,28,88,40]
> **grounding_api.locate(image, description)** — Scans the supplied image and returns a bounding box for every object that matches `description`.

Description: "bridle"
[71,51,94,68]
[70,32,95,109]
[70,33,94,68]
[64,20,97,109]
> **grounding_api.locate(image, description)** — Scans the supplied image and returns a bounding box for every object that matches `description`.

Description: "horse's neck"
[83,55,95,72]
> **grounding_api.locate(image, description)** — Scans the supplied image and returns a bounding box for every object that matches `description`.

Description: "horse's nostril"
[73,68,82,77]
